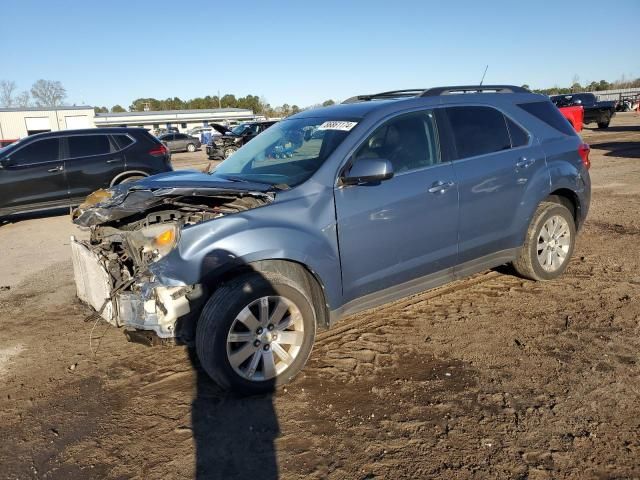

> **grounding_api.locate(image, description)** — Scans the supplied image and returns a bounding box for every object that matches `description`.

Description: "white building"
[93,108,261,133]
[0,106,261,141]
[0,106,95,140]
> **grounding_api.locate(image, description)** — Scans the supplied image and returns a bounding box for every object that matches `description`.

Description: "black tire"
[186,143,197,152]
[512,201,576,281]
[223,146,237,159]
[597,115,610,129]
[196,272,316,395]
[117,174,145,184]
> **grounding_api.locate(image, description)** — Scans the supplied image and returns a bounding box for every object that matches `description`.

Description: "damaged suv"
[71,85,591,394]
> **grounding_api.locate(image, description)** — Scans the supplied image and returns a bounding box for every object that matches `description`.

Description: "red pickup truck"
[558,106,583,132]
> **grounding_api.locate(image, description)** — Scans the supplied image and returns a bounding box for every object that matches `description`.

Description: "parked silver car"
[157,133,201,153]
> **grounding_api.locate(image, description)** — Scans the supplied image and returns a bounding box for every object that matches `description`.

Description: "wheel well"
[547,189,580,227]
[110,170,149,186]
[207,259,330,330]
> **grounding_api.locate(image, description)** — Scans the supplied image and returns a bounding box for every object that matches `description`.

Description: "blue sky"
[2,0,638,108]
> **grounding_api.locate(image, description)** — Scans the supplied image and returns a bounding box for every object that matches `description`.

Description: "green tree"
[111,104,126,113]
[322,99,335,107]
[94,106,108,114]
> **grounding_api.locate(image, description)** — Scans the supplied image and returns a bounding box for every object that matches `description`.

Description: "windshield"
[231,124,250,136]
[211,117,356,187]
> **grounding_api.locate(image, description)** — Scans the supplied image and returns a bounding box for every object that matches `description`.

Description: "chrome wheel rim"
[187,144,195,152]
[226,296,305,382]
[224,148,235,158]
[537,215,571,272]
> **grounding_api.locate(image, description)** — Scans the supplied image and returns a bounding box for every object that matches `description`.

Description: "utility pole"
[217,90,221,109]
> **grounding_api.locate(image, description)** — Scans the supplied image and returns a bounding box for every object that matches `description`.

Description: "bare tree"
[15,91,30,107]
[0,80,17,107]
[30,79,66,107]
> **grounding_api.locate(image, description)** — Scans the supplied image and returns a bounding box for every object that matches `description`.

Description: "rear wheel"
[512,202,576,281]
[196,272,316,394]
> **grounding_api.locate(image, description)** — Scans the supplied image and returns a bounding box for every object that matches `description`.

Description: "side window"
[446,106,511,159]
[505,117,529,147]
[353,111,440,174]
[68,135,113,158]
[113,135,134,150]
[10,139,61,165]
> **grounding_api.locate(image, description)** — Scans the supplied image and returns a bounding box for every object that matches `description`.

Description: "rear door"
[173,134,188,151]
[442,105,546,266]
[335,109,459,303]
[0,137,67,212]
[64,133,124,202]
[161,134,176,151]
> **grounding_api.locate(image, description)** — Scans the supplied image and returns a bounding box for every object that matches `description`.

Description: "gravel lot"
[0,113,639,479]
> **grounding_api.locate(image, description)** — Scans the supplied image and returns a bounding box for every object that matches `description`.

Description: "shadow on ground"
[0,207,69,226]
[188,349,279,480]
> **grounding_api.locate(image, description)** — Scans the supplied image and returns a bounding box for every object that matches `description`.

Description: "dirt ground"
[0,113,639,480]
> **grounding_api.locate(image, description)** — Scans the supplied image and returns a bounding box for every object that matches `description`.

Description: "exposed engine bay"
[70,183,273,344]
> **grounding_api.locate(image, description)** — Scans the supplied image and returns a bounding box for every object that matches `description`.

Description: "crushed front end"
[70,179,273,345]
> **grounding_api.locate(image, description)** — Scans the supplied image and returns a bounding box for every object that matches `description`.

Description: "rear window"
[68,135,113,158]
[445,106,511,159]
[518,101,575,136]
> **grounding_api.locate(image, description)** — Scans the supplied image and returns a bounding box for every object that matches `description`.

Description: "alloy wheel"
[537,215,571,272]
[226,296,305,381]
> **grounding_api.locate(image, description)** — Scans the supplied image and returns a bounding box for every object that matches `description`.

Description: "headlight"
[128,224,179,262]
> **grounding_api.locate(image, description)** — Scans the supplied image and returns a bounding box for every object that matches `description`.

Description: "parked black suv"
[206,121,277,159]
[0,128,172,217]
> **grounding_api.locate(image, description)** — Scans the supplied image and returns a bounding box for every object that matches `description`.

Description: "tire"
[597,115,610,129]
[118,175,145,184]
[186,143,196,152]
[223,146,237,159]
[196,272,316,395]
[512,202,576,281]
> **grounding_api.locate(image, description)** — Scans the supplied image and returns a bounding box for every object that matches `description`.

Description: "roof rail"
[420,85,529,96]
[342,89,426,104]
[342,85,529,104]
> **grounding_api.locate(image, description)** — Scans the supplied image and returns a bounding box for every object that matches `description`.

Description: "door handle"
[428,181,455,194]
[47,165,63,173]
[106,158,122,163]
[516,157,535,169]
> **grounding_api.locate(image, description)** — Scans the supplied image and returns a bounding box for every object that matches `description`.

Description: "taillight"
[578,143,590,170]
[149,144,168,156]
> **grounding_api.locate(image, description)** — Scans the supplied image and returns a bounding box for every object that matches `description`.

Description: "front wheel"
[597,115,610,129]
[512,202,576,281]
[186,143,197,152]
[223,146,237,159]
[196,272,316,394]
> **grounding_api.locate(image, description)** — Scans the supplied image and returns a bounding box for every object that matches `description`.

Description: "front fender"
[149,192,343,310]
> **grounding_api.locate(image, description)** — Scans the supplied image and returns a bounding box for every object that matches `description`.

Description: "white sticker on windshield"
[317,121,358,131]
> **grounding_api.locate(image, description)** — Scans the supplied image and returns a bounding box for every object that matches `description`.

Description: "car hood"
[132,170,272,192]
[209,123,235,136]
[72,170,275,227]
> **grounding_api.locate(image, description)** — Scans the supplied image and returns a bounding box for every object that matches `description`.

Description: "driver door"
[334,110,459,304]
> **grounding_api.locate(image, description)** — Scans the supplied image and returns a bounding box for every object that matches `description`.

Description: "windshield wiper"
[221,175,289,191]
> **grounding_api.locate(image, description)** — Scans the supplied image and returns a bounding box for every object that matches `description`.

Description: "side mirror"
[342,158,394,186]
